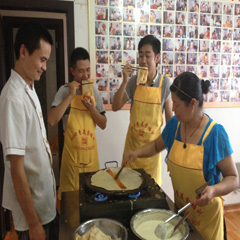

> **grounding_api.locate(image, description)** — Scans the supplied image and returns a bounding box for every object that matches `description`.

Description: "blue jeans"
[16,213,59,240]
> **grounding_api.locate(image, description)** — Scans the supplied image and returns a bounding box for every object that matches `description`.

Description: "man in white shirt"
[0,21,58,240]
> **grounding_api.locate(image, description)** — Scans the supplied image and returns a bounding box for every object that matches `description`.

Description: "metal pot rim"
[72,218,128,240]
[130,208,189,240]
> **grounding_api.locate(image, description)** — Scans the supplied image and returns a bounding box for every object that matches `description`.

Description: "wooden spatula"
[114,163,126,179]
[168,211,190,238]
[195,179,211,197]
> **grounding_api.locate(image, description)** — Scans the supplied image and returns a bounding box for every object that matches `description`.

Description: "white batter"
[134,220,183,240]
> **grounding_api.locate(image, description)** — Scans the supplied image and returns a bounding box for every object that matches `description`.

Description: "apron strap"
[201,120,216,145]
[175,121,181,138]
[174,119,216,145]
[159,74,164,88]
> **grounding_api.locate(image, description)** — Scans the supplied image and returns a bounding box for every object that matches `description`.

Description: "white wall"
[73,0,240,205]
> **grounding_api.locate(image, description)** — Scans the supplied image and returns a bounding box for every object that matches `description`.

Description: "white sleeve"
[51,85,69,107]
[2,97,26,156]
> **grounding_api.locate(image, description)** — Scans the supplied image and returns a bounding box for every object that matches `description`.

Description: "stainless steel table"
[60,191,204,240]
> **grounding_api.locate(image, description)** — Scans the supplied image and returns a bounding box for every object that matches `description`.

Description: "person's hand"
[81,96,95,111]
[68,81,80,98]
[193,186,215,207]
[123,150,137,165]
[122,63,134,83]
[29,222,46,240]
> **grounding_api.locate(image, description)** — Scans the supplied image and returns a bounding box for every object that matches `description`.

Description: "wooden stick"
[81,82,94,85]
[121,65,148,70]
[64,82,94,87]
[169,212,190,237]
[106,168,127,189]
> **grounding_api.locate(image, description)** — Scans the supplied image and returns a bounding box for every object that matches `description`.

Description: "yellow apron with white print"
[122,75,164,186]
[58,95,99,199]
[168,120,224,240]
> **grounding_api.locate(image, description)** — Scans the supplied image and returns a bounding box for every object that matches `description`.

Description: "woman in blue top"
[123,72,239,240]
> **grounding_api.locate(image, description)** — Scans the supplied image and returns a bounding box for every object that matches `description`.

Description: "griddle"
[79,169,170,228]
[84,168,148,196]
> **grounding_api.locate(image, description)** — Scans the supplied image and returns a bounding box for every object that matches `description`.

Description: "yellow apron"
[122,75,164,185]
[58,95,99,199]
[168,120,224,240]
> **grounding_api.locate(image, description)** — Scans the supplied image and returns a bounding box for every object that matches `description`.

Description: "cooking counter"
[59,191,204,240]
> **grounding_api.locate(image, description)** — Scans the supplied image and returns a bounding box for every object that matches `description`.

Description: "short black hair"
[138,35,161,56]
[70,47,90,69]
[14,21,53,60]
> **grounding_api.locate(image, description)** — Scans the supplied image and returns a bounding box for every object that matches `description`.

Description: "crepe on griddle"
[91,167,143,191]
[136,67,148,85]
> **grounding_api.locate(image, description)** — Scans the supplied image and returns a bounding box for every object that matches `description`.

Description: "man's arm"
[9,155,46,240]
[112,64,133,111]
[48,81,80,127]
[89,109,107,130]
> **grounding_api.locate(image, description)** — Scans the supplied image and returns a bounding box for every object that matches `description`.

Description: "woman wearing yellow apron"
[167,120,224,239]
[123,72,239,240]
[48,48,107,200]
[112,35,173,186]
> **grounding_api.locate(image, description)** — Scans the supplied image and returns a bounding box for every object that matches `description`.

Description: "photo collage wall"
[89,0,240,109]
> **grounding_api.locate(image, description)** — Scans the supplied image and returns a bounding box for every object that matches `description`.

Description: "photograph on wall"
[89,0,240,109]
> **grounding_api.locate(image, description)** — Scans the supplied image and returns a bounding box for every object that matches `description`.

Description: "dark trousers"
[224,217,227,240]
[16,212,59,240]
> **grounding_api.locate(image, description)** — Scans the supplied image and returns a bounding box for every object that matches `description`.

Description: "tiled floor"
[224,203,240,240]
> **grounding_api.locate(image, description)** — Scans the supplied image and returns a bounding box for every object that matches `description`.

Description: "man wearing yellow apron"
[112,35,173,185]
[48,48,107,199]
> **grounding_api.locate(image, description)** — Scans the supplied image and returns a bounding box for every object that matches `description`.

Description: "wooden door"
[0,14,11,240]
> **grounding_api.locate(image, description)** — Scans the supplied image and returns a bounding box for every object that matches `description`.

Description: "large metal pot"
[72,218,128,240]
[130,209,189,240]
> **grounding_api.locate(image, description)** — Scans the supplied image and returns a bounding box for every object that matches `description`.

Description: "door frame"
[0,1,74,238]
[1,16,65,123]
[0,0,74,87]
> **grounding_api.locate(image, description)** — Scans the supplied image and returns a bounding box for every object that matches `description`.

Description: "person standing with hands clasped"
[0,21,58,240]
[48,47,106,199]
[123,72,239,240]
[112,35,173,186]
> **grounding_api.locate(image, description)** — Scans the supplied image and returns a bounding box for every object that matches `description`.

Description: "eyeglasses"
[171,83,192,99]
